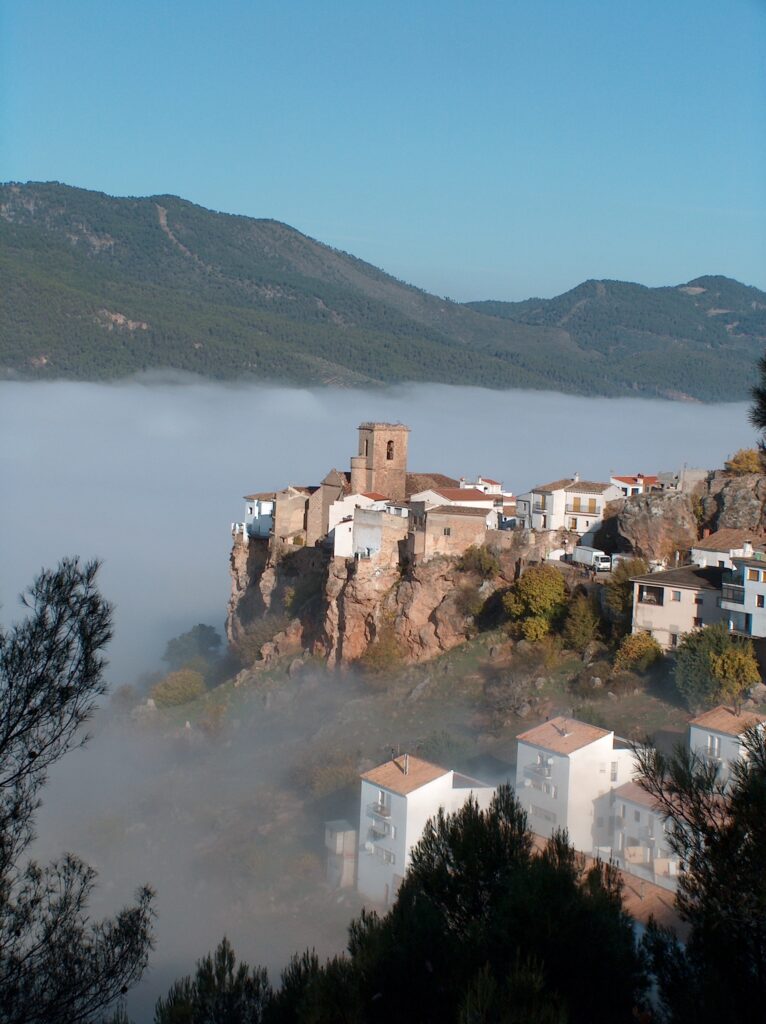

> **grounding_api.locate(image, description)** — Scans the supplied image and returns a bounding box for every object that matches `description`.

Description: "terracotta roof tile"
[405,473,460,498]
[432,488,494,502]
[692,528,766,552]
[427,505,491,517]
[361,755,448,795]
[613,781,660,809]
[517,716,611,755]
[689,705,766,737]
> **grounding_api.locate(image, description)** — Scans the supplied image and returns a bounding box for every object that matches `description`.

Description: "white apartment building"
[688,705,766,783]
[610,782,681,891]
[691,530,766,570]
[357,754,494,906]
[720,551,766,638]
[631,565,726,650]
[515,476,621,540]
[514,717,636,855]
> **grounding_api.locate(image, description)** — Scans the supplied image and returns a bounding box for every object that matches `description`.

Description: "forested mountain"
[2,182,764,399]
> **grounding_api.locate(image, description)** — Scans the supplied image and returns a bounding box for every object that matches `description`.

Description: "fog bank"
[0,379,753,681]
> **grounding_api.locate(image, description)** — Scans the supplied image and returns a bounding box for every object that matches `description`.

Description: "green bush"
[675,623,760,710]
[237,613,291,665]
[614,631,663,672]
[562,595,601,652]
[151,669,206,707]
[503,564,567,639]
[457,545,500,579]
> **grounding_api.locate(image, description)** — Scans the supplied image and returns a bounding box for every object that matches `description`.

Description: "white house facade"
[515,476,621,540]
[357,755,494,906]
[610,782,681,891]
[514,717,636,855]
[688,705,766,783]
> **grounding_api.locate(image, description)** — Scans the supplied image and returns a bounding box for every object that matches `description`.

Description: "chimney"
[744,540,754,558]
[573,472,580,483]
[403,753,409,775]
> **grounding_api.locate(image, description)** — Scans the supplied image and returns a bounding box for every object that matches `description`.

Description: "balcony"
[565,504,599,516]
[524,763,552,781]
[722,584,745,605]
[638,585,664,606]
[368,802,391,818]
[533,503,548,514]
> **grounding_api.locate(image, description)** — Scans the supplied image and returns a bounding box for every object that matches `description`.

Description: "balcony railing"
[722,584,745,604]
[533,503,548,513]
[369,802,391,818]
[565,504,599,515]
[524,763,552,781]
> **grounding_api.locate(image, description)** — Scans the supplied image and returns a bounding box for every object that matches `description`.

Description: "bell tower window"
[387,440,394,461]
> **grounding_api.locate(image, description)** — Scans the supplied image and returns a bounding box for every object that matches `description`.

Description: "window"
[718,560,726,568]
[381,849,396,865]
[443,527,451,536]
[619,803,626,820]
[634,809,641,823]
[694,617,703,628]
[694,596,703,605]
[707,734,721,757]
[569,517,578,530]
[670,633,679,648]
[364,439,369,456]
[671,590,682,602]
[386,440,394,461]
[748,568,760,582]
[758,595,765,609]
[610,762,618,782]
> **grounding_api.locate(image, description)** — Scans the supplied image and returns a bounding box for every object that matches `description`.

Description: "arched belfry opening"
[386,440,394,461]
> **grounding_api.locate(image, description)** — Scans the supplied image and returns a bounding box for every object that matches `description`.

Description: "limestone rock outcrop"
[597,492,699,561]
[700,472,766,533]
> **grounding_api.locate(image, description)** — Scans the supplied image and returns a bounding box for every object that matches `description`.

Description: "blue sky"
[1,0,764,300]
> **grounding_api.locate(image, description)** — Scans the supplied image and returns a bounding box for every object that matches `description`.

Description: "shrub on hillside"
[503,563,567,639]
[151,669,206,707]
[724,447,761,475]
[614,631,663,672]
[357,624,404,681]
[562,595,601,652]
[674,622,760,710]
[458,545,500,579]
[237,613,291,665]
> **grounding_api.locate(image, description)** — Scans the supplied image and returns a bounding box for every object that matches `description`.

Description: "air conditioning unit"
[364,841,375,854]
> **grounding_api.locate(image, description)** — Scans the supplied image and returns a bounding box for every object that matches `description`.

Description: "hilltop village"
[226,420,766,918]
[228,419,754,666]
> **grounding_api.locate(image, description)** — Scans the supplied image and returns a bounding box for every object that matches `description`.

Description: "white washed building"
[514,717,636,855]
[515,476,621,540]
[688,705,766,783]
[357,754,494,906]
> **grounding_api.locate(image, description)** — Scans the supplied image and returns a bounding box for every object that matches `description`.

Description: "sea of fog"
[0,377,754,681]
[0,378,756,1015]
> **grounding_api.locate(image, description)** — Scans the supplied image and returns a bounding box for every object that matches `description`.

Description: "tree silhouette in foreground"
[634,727,766,1024]
[0,558,154,1024]
[157,786,646,1023]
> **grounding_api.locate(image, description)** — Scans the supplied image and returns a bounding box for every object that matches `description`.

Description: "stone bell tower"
[350,422,410,503]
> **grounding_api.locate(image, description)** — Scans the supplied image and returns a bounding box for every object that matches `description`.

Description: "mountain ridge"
[2,181,764,400]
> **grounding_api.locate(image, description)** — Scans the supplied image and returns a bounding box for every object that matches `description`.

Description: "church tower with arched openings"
[350,422,410,502]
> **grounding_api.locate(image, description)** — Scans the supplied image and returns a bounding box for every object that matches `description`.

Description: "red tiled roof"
[517,716,610,754]
[692,528,766,552]
[427,505,491,518]
[361,755,448,795]
[613,475,659,486]
[405,473,460,498]
[433,488,495,502]
[689,705,766,737]
[480,477,501,485]
[362,492,388,501]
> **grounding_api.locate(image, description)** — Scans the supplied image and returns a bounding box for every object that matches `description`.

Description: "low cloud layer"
[0,377,755,1016]
[1,378,752,679]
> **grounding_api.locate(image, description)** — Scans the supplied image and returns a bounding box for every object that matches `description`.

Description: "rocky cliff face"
[597,472,766,560]
[227,529,558,670]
